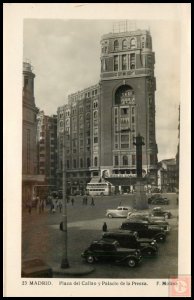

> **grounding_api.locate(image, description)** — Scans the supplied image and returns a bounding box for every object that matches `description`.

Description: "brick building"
[37,111,58,189]
[57,28,158,194]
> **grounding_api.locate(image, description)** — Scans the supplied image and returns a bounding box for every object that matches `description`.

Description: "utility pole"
[60,130,69,269]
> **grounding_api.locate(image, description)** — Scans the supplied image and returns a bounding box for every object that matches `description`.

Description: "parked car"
[81,239,142,267]
[127,212,170,233]
[102,230,158,257]
[106,206,134,218]
[127,212,165,221]
[120,220,167,242]
[148,195,169,205]
[127,217,170,233]
[151,207,172,219]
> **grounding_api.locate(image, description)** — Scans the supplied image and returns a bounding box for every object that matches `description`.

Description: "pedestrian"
[176,197,179,205]
[85,196,88,206]
[91,197,95,206]
[58,200,62,213]
[82,196,85,205]
[102,222,107,232]
[71,198,74,206]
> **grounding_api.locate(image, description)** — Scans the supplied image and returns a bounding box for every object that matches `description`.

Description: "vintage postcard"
[3,3,191,297]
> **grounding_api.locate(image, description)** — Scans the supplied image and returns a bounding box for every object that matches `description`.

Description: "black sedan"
[81,239,142,268]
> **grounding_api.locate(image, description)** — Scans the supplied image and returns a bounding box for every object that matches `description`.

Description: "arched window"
[123,155,128,166]
[130,38,136,49]
[122,39,127,50]
[94,157,98,167]
[114,40,119,51]
[60,121,63,127]
[87,158,90,168]
[93,111,98,119]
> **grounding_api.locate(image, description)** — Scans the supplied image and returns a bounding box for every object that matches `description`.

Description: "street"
[22,193,178,278]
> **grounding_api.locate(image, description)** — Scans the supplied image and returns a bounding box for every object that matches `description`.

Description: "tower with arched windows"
[100,28,158,187]
[57,28,158,194]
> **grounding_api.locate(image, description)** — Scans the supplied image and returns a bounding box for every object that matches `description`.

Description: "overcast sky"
[23,19,180,162]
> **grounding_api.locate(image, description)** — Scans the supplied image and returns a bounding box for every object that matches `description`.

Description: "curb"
[52,262,95,277]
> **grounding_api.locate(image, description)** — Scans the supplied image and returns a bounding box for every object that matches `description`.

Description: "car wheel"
[107,214,113,218]
[127,258,137,268]
[86,255,95,264]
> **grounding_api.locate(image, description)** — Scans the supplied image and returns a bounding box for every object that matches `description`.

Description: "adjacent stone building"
[22,62,44,208]
[57,28,158,194]
[37,111,58,189]
[157,159,177,192]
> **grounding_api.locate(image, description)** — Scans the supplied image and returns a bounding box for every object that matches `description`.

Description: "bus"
[86,182,112,196]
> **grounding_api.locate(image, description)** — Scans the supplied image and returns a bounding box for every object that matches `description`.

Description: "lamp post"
[60,130,69,269]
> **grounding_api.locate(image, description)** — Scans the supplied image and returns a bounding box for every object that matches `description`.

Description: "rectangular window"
[114,156,119,166]
[121,135,129,142]
[132,116,135,123]
[122,54,127,70]
[115,135,118,143]
[121,144,129,149]
[121,108,129,115]
[132,155,136,165]
[114,56,118,71]
[94,137,98,143]
[130,53,135,69]
[26,129,30,173]
[73,160,77,168]
[67,160,70,169]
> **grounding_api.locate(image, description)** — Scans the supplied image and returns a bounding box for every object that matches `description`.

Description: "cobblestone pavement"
[22,194,178,278]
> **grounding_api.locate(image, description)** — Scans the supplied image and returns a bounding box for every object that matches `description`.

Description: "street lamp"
[60,129,69,268]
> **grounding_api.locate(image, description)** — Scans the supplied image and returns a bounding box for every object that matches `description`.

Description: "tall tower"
[22,62,43,208]
[99,28,158,184]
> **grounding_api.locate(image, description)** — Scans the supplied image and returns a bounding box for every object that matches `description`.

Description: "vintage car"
[102,230,158,257]
[81,239,142,267]
[120,220,167,242]
[148,195,169,205]
[127,212,170,233]
[106,206,134,218]
[127,212,165,221]
[151,207,172,219]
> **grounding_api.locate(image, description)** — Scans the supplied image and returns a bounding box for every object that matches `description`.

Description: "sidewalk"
[22,207,95,277]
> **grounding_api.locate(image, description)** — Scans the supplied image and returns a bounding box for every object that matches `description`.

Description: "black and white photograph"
[4,3,191,297]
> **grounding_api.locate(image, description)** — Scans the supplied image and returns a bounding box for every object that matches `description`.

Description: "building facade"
[57,28,158,194]
[22,62,44,208]
[37,111,58,189]
[157,159,177,192]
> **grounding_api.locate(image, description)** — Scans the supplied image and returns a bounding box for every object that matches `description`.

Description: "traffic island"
[52,262,95,277]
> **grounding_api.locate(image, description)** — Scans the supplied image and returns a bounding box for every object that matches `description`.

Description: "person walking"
[91,197,95,206]
[102,222,107,232]
[85,196,88,206]
[71,197,74,206]
[58,200,62,213]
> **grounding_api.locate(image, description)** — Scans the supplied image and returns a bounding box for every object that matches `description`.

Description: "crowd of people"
[26,194,95,215]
